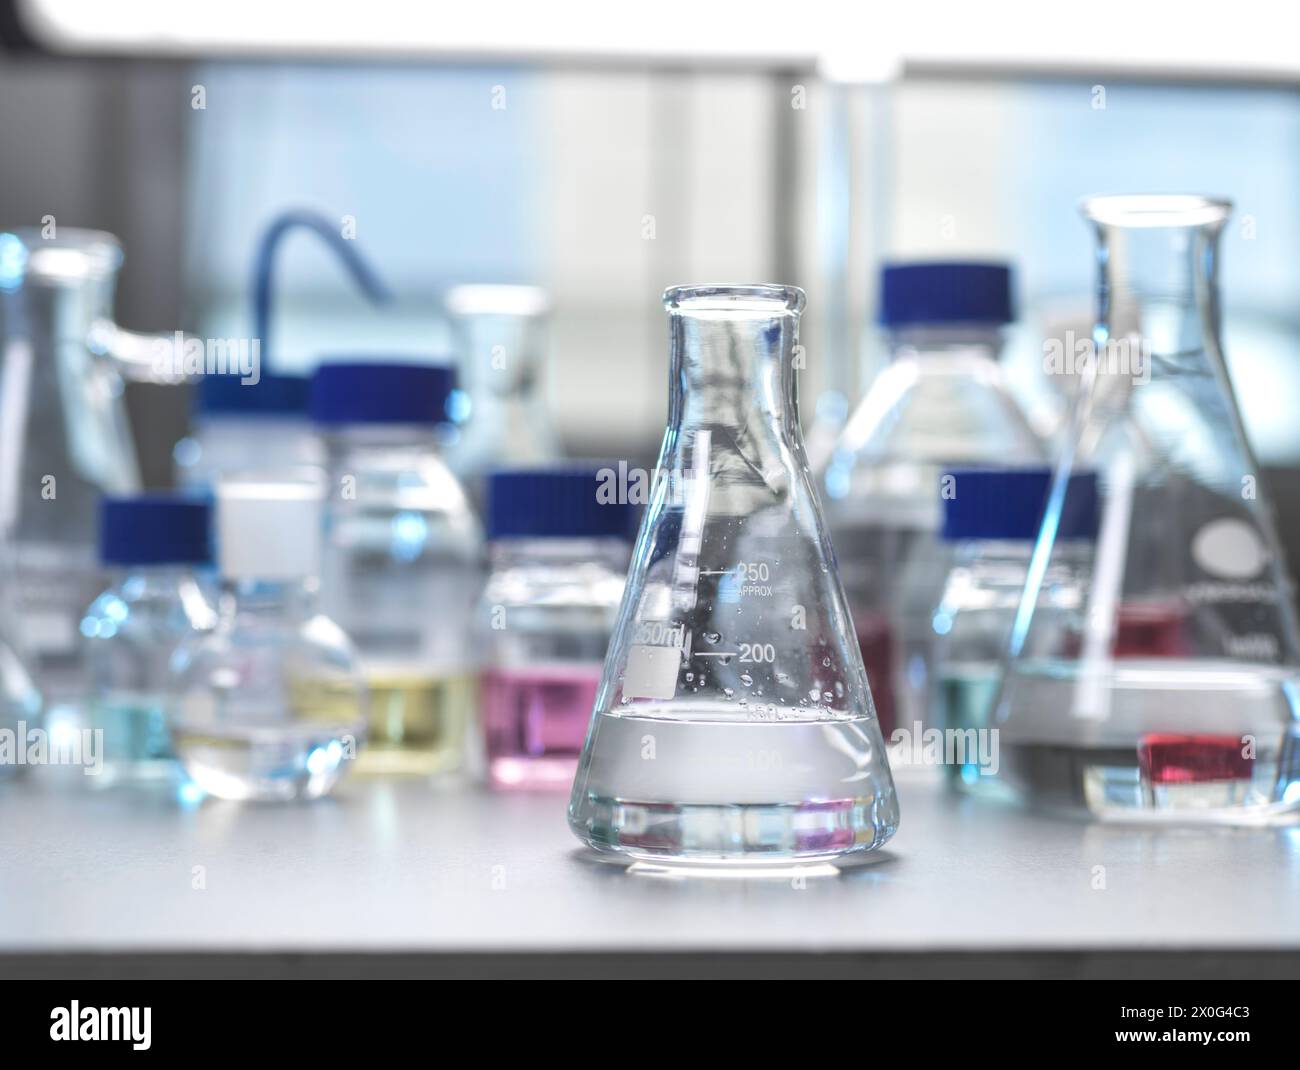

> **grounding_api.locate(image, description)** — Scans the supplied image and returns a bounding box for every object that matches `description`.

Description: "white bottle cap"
[215,477,322,581]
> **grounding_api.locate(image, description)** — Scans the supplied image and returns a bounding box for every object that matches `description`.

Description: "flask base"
[568,710,899,862]
[981,659,1300,825]
[964,740,1300,826]
[569,794,898,864]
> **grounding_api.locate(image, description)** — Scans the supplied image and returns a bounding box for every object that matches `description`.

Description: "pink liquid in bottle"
[480,663,603,791]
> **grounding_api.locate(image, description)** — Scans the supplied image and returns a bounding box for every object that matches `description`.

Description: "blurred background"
[3,0,1299,570]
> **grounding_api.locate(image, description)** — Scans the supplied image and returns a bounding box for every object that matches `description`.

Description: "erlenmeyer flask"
[569,285,899,863]
[995,195,1300,823]
[0,228,186,700]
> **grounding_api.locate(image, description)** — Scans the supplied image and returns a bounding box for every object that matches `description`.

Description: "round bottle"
[170,478,366,802]
[82,495,217,787]
[311,361,482,777]
[478,468,635,791]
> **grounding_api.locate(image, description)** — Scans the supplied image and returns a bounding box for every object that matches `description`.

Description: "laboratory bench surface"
[2,768,1299,979]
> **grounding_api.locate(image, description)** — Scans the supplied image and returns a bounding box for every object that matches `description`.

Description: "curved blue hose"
[251,209,394,367]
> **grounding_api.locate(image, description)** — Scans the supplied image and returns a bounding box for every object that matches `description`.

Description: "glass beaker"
[994,195,1300,823]
[568,285,899,864]
[0,227,185,700]
[444,285,561,507]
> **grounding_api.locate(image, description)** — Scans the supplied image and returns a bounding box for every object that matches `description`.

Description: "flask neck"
[669,302,801,439]
[455,312,548,402]
[1084,195,1229,374]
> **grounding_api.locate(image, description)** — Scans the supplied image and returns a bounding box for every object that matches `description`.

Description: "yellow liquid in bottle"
[354,669,476,776]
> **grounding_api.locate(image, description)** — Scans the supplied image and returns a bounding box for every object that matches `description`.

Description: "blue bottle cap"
[880,261,1014,327]
[941,468,1099,542]
[99,494,213,567]
[309,361,457,426]
[195,372,311,417]
[487,467,639,541]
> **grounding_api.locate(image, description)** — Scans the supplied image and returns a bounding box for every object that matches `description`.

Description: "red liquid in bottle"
[855,611,897,739]
[1139,733,1252,784]
[1114,601,1189,658]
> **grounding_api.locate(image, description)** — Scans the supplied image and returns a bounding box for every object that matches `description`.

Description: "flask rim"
[444,283,550,318]
[663,283,805,315]
[1080,194,1231,229]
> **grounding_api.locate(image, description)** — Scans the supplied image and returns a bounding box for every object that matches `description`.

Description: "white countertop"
[2,766,1298,976]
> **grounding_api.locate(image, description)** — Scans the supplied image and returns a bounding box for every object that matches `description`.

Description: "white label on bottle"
[622,644,681,701]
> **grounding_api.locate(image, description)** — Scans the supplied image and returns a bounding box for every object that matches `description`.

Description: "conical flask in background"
[568,285,899,863]
[994,195,1300,823]
[444,285,561,507]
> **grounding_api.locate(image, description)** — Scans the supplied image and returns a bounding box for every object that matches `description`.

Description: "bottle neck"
[488,536,629,573]
[218,577,317,621]
[324,423,443,453]
[108,563,200,587]
[887,324,1005,363]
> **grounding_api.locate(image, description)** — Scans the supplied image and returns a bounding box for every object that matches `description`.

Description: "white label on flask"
[1191,518,1269,581]
[622,644,681,701]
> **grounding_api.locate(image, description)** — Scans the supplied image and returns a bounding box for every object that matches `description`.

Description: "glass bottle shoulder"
[324,432,482,555]
[480,540,627,611]
[938,543,1090,616]
[831,353,1046,469]
[172,587,358,680]
[82,571,216,649]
